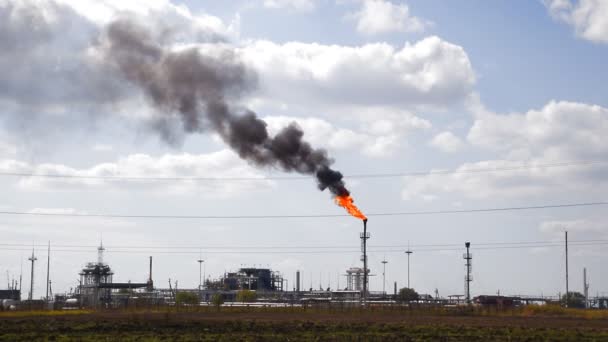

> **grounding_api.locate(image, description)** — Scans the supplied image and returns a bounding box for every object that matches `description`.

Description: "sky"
[1,0,608,299]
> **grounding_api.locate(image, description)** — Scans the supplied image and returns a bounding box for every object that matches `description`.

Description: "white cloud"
[539,219,608,243]
[54,0,238,38]
[401,159,590,201]
[540,219,606,235]
[350,0,429,35]
[0,140,17,157]
[263,0,315,12]
[429,131,464,153]
[402,99,608,201]
[241,36,475,110]
[0,150,275,197]
[263,109,430,158]
[468,100,608,161]
[92,144,113,152]
[0,0,237,112]
[545,0,608,43]
[28,207,81,215]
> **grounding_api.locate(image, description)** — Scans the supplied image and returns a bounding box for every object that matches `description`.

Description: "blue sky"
[1,0,607,299]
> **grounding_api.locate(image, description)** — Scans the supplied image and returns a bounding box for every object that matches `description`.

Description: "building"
[219,268,284,291]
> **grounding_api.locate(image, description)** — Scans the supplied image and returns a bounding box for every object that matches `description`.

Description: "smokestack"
[296,270,300,293]
[362,219,369,304]
[147,256,153,291]
[149,256,153,282]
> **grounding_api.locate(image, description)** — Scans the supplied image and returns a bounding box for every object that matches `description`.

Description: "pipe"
[363,218,368,304]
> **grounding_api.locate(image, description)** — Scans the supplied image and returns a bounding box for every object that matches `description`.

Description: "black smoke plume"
[99,18,350,197]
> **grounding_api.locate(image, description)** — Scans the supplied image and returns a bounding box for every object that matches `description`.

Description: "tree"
[211,293,224,310]
[175,291,199,305]
[398,287,419,302]
[562,292,586,308]
[236,290,257,303]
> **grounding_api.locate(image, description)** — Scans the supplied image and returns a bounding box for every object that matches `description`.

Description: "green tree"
[236,290,257,303]
[562,292,586,308]
[211,293,224,309]
[175,291,199,305]
[398,287,419,302]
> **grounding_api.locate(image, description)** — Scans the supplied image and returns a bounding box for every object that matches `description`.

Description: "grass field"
[1,306,608,341]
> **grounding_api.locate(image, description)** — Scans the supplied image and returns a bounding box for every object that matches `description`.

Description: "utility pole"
[565,231,569,307]
[405,249,413,288]
[381,258,388,295]
[28,248,37,301]
[46,241,50,302]
[197,258,204,290]
[583,267,589,309]
[464,242,472,304]
[19,257,23,294]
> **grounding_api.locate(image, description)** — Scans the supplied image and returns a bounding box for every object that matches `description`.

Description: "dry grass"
[0,309,92,318]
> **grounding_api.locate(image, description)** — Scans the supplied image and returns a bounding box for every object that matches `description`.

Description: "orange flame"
[335,195,367,220]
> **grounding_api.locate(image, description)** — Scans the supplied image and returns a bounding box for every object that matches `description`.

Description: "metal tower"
[45,241,51,302]
[565,231,569,307]
[197,258,205,290]
[405,249,413,288]
[583,267,589,309]
[464,242,472,303]
[97,240,105,265]
[360,219,370,303]
[381,258,388,295]
[28,248,37,300]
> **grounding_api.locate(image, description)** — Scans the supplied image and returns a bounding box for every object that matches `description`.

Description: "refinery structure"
[3,231,608,311]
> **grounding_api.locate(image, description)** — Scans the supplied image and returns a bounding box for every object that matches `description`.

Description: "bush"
[398,288,419,302]
[211,293,224,308]
[175,292,199,305]
[562,292,585,308]
[236,290,257,303]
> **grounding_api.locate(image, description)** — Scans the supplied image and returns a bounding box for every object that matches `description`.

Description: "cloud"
[401,159,608,201]
[0,150,275,197]
[92,144,113,152]
[545,0,608,44]
[540,219,608,242]
[0,0,240,146]
[241,36,475,110]
[0,0,467,159]
[263,0,316,12]
[468,100,608,161]
[54,0,238,38]
[263,113,428,157]
[0,0,125,110]
[0,140,17,157]
[540,219,606,235]
[349,0,429,35]
[402,99,608,201]
[429,131,464,153]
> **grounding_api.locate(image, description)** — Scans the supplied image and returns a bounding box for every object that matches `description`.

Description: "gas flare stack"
[360,219,370,304]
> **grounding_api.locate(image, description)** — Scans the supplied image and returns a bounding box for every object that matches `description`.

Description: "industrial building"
[217,267,284,291]
[77,244,153,308]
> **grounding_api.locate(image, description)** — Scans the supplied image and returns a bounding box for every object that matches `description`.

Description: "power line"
[0,241,607,255]
[1,201,605,220]
[1,239,605,250]
[0,160,604,181]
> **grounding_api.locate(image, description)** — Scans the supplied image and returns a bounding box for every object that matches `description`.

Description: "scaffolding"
[345,267,367,291]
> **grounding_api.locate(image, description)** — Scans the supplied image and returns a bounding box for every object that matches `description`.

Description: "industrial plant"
[2,227,607,312]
